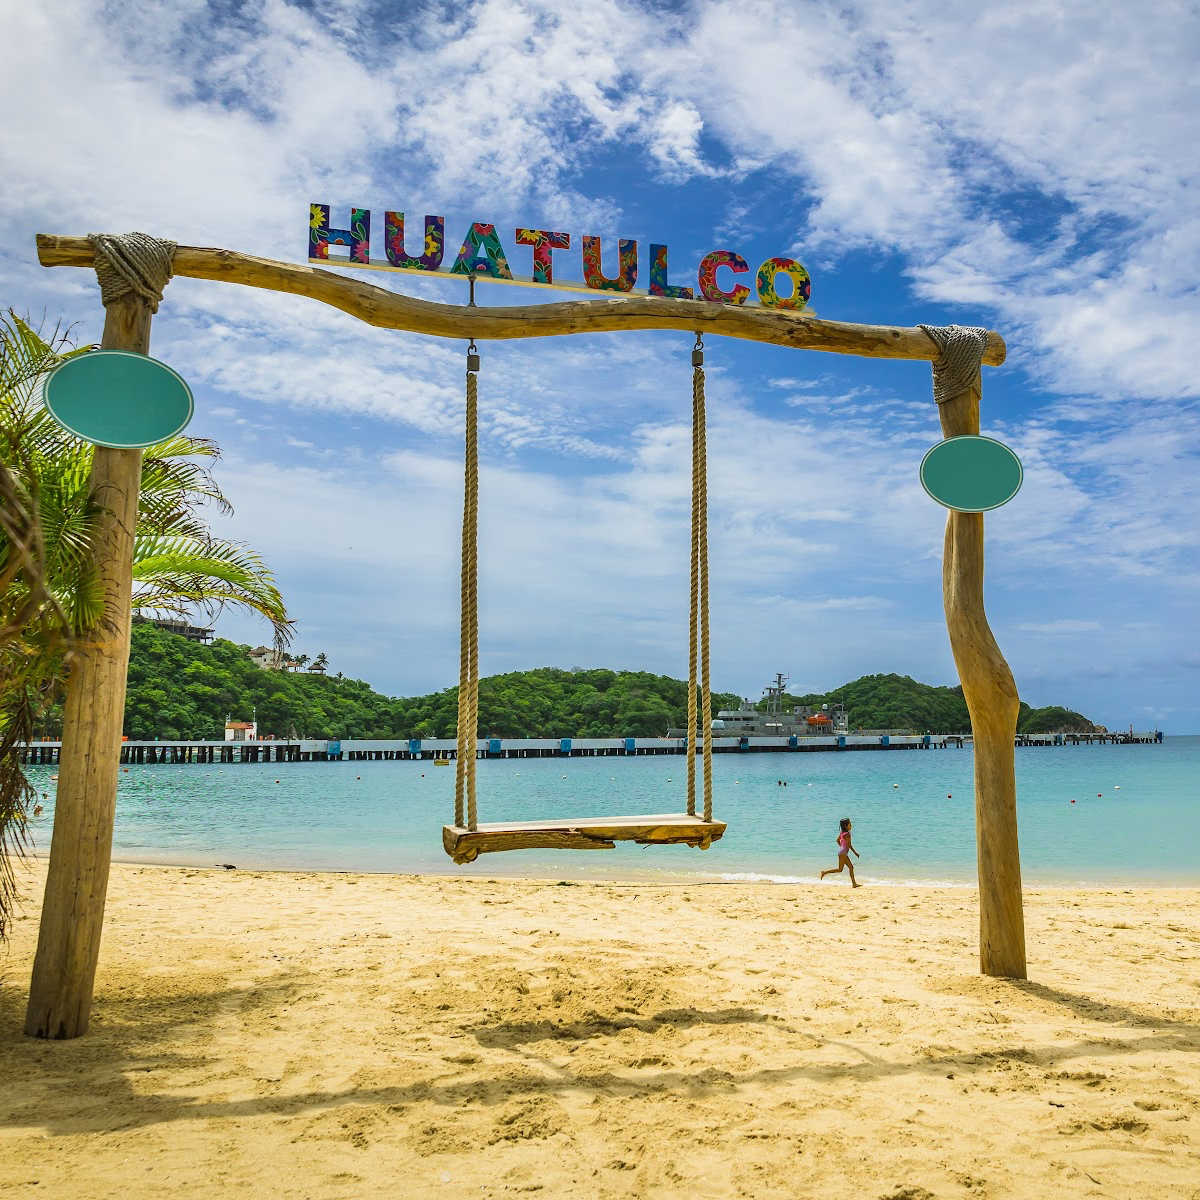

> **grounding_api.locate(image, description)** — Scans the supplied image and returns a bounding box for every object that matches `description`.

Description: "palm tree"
[311,652,328,674]
[1,312,293,642]
[0,310,294,936]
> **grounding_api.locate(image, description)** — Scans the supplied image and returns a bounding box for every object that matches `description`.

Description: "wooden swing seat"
[442,812,726,864]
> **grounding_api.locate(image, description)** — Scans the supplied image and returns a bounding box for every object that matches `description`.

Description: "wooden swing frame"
[23,234,1024,1041]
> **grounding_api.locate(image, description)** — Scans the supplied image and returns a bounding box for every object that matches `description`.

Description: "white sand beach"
[1,861,1197,1198]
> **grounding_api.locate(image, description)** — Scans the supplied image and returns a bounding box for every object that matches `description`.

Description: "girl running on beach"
[820,817,861,887]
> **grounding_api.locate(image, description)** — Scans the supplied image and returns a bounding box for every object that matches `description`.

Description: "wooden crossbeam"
[35,235,1005,365]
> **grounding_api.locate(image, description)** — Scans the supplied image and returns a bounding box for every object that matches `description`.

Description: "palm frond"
[132,532,293,648]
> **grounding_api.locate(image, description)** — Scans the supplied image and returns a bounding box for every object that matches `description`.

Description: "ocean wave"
[718,871,973,887]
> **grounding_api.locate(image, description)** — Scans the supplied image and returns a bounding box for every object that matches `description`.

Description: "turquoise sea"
[22,737,1200,886]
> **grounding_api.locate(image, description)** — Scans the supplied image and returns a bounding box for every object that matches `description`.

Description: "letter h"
[309,204,370,264]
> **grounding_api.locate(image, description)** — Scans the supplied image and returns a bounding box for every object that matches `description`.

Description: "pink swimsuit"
[837,831,850,856]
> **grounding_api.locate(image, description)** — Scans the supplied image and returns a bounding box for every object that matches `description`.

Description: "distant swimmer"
[820,817,862,888]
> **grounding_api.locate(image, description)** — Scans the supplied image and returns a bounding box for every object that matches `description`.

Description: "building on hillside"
[247,645,306,671]
[135,616,214,643]
[247,645,283,670]
[224,719,257,742]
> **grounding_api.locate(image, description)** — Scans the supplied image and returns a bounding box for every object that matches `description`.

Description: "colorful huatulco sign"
[42,350,194,448]
[308,204,813,309]
[920,435,1023,512]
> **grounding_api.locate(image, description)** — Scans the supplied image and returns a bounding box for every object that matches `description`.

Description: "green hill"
[33,624,1096,739]
[108,623,743,740]
[770,672,1095,735]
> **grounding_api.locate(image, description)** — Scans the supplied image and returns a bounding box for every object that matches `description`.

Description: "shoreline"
[3,859,1197,1197]
[23,847,1199,889]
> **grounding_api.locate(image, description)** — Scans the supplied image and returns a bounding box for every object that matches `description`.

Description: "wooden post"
[24,294,152,1038]
[938,371,1027,979]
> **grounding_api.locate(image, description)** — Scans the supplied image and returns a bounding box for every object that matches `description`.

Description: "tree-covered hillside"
[94,624,743,740]
[32,625,1095,739]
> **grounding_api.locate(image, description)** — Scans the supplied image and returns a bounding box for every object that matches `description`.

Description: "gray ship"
[670,673,848,738]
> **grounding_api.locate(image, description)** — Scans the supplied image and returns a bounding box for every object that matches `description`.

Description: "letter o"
[756,258,812,309]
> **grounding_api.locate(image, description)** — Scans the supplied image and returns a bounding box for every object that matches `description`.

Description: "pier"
[16,728,1162,765]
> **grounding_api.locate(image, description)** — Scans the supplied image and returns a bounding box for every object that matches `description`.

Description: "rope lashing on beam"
[919,324,990,405]
[87,232,176,312]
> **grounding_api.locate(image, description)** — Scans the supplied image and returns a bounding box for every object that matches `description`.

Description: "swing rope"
[688,334,713,823]
[455,341,481,831]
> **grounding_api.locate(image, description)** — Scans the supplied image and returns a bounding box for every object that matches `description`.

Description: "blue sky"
[2,1,1198,731]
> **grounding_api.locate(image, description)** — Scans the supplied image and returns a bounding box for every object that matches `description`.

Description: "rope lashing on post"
[87,233,176,312]
[918,324,990,406]
[454,339,482,831]
[688,333,714,824]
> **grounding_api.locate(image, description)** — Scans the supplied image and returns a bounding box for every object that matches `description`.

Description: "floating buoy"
[893,783,899,789]
[1098,793,1102,797]
[1071,798,1076,804]
[947,793,952,798]
[275,779,280,784]
[1114,785,1120,790]
[356,776,361,780]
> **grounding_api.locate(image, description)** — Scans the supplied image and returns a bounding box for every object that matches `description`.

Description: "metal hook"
[692,331,704,368]
[466,275,480,370]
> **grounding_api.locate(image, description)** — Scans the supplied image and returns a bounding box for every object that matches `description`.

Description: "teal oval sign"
[42,350,193,449]
[920,435,1023,512]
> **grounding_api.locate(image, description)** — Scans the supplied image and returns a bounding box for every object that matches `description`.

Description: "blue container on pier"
[880,735,890,746]
[408,738,421,755]
[837,735,847,749]
[788,735,799,748]
[922,734,931,748]
[488,738,502,755]
[625,737,636,753]
[560,738,572,755]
